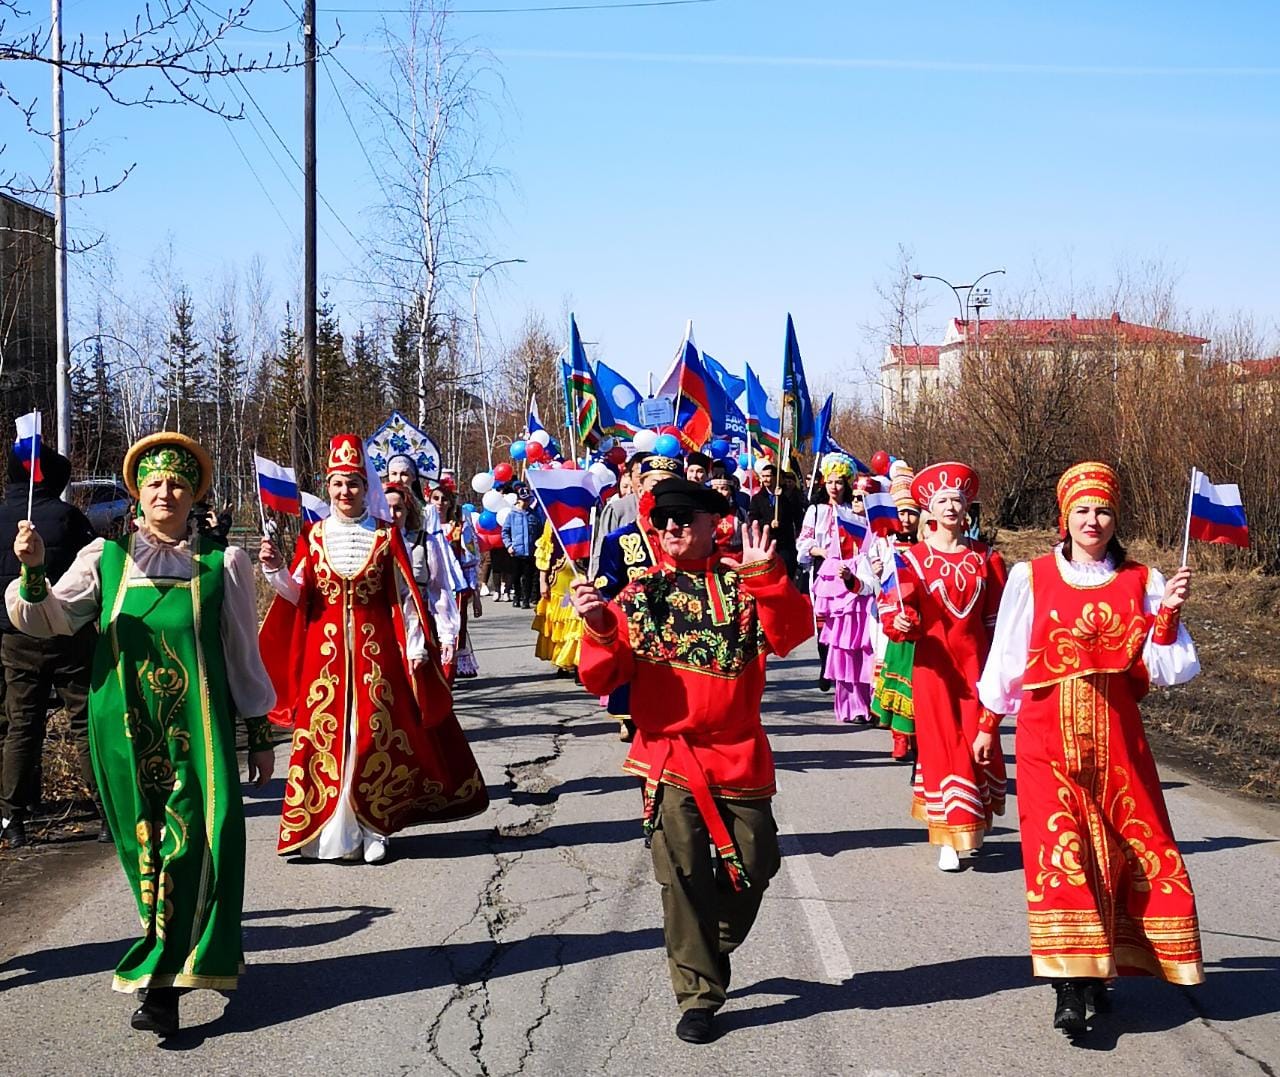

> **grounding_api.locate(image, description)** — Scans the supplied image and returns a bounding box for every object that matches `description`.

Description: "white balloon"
[530,430,551,447]
[589,462,614,485]
[633,429,658,452]
[471,471,494,494]
[482,489,505,512]
[504,492,518,506]
[496,507,512,527]
[733,468,749,483]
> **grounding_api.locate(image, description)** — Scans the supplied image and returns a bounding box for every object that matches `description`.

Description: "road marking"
[777,822,854,983]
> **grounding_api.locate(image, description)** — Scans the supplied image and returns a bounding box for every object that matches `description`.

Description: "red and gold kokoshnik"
[1056,461,1121,535]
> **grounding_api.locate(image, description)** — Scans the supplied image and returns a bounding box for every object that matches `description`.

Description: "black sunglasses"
[651,507,699,529]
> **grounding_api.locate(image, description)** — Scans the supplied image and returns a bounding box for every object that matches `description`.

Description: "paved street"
[1,601,1278,1076]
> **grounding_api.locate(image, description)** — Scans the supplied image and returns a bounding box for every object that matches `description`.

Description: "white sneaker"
[364,835,389,864]
[480,585,491,597]
[937,846,961,872]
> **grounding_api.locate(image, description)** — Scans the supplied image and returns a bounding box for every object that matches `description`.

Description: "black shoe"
[1053,980,1087,1035]
[675,1008,716,1044]
[131,986,179,1037]
[818,676,832,693]
[1,816,27,849]
[1082,978,1112,1014]
[97,819,113,844]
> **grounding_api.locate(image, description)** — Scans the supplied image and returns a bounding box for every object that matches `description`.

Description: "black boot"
[675,1008,716,1044]
[1,816,27,849]
[131,986,180,1037]
[1082,978,1112,1014]
[1053,980,1087,1035]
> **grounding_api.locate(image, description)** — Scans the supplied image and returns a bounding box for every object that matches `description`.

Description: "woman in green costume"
[872,464,922,762]
[6,432,275,1039]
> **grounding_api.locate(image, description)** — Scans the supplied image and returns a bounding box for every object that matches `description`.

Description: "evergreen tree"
[386,302,419,413]
[213,307,245,503]
[349,324,387,434]
[315,295,348,438]
[162,286,208,435]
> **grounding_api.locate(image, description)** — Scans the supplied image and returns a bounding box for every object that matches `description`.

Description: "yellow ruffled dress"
[531,522,582,671]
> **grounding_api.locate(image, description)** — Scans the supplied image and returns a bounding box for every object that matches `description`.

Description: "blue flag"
[595,360,643,436]
[702,351,746,402]
[781,313,815,450]
[744,363,781,455]
[813,393,866,469]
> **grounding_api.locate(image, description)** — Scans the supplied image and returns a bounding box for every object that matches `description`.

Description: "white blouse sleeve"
[1142,568,1200,686]
[5,538,105,638]
[220,545,277,717]
[797,506,820,566]
[262,559,303,605]
[977,560,1034,716]
[414,537,461,647]
[393,558,428,661]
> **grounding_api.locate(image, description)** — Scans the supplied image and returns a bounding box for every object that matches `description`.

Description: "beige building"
[881,313,1209,421]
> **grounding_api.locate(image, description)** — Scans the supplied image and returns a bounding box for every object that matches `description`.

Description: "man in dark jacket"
[0,446,100,848]
[748,461,804,579]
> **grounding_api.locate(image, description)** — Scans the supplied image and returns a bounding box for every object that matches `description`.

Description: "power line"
[319,0,718,12]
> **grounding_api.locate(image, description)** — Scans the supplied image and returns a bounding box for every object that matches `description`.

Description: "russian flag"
[13,411,42,483]
[1189,471,1249,547]
[879,550,909,609]
[525,467,608,561]
[863,490,900,537]
[254,454,301,516]
[834,503,867,549]
[301,491,330,525]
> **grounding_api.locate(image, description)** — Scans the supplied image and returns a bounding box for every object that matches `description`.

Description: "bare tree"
[363,0,503,425]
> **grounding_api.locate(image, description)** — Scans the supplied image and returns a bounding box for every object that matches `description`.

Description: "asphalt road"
[1,601,1278,1076]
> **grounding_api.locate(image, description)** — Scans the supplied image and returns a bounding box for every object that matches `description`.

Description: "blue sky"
[6,0,1280,396]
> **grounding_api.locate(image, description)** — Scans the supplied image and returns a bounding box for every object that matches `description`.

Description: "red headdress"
[1055,461,1120,536]
[911,461,979,510]
[326,433,366,476]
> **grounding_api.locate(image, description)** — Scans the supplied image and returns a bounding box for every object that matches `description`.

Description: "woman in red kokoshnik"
[976,462,1202,1036]
[258,434,487,864]
[882,462,1007,872]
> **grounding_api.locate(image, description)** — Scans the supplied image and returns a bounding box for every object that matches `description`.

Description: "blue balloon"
[478,509,499,530]
[510,440,527,461]
[710,438,731,459]
[737,452,751,470]
[462,502,476,515]
[653,434,682,458]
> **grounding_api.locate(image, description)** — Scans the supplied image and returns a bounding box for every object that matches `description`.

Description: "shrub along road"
[1,602,1278,1075]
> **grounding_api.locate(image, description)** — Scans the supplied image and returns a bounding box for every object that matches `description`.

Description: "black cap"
[652,477,732,517]
[685,451,712,470]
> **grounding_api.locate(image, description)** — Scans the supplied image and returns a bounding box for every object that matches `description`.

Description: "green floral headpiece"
[136,446,201,494]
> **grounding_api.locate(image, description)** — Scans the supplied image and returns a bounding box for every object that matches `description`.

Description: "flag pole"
[25,410,39,523]
[1180,466,1197,568]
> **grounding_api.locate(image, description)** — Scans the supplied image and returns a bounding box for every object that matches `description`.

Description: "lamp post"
[470,258,526,469]
[911,268,1006,329]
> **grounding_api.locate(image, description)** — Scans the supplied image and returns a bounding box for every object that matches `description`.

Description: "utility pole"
[51,0,71,462]
[301,0,318,481]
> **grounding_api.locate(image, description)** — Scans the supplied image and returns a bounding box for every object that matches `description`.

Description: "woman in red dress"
[976,462,1202,1035]
[883,462,1007,871]
[259,434,487,863]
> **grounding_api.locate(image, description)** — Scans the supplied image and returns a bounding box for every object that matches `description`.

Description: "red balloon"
[606,445,627,466]
[525,441,546,463]
[492,462,514,483]
[659,424,681,439]
[870,450,891,476]
[561,459,578,470]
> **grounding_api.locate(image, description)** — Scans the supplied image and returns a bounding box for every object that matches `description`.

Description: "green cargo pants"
[648,783,781,1012]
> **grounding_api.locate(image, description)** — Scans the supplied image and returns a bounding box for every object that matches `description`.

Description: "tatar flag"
[301,491,330,525]
[1189,472,1249,547]
[781,314,815,451]
[525,467,609,561]
[863,490,900,537]
[13,411,42,482]
[744,364,781,456]
[594,361,644,437]
[254,454,301,515]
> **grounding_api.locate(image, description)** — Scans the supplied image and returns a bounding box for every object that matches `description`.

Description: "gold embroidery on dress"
[356,622,418,824]
[1109,766,1194,896]
[1027,770,1089,902]
[280,621,342,845]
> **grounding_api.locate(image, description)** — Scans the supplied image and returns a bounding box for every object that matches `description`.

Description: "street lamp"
[470,258,526,469]
[911,268,1006,327]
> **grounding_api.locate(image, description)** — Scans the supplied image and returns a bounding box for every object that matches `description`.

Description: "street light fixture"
[470,258,527,469]
[911,268,1006,326]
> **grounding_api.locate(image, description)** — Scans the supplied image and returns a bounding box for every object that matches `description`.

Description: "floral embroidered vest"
[1023,553,1151,690]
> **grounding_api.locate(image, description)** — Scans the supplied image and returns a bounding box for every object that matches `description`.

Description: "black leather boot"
[131,986,180,1037]
[1053,980,1087,1035]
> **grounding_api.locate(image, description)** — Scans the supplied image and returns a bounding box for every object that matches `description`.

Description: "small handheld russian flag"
[834,503,868,549]
[1184,469,1248,557]
[525,467,609,562]
[254,454,301,516]
[301,491,330,525]
[863,490,899,537]
[13,411,42,484]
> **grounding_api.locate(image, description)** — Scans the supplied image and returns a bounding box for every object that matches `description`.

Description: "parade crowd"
[0,417,1205,1048]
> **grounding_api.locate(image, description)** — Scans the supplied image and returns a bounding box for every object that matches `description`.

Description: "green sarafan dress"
[6,529,276,993]
[871,638,916,735]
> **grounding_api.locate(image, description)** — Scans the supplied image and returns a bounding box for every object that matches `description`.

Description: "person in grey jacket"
[501,485,545,609]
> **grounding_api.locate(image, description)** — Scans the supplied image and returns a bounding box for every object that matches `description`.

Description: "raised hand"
[570,576,610,632]
[722,521,776,571]
[14,521,45,567]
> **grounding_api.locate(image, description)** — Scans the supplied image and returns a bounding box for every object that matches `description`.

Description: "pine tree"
[349,324,386,434]
[315,295,349,439]
[386,303,419,414]
[162,286,208,435]
[212,307,245,503]
[259,304,302,465]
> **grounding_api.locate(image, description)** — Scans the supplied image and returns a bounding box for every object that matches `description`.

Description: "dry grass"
[993,529,1280,802]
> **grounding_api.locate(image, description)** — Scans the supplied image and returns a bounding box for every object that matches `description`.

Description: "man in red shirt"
[571,478,812,1044]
